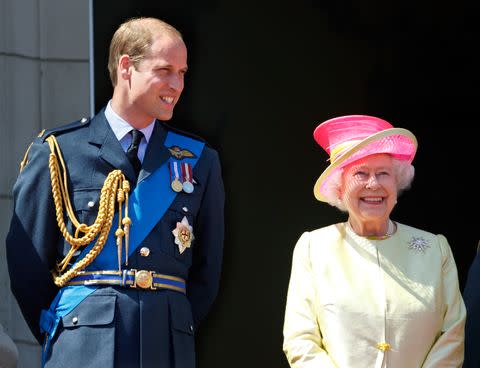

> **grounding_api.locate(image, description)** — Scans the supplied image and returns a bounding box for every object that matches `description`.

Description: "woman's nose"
[365,175,379,189]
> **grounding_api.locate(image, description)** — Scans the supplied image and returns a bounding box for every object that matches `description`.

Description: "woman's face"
[341,154,398,226]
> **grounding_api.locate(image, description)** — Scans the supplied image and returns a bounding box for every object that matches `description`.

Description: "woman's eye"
[354,171,368,178]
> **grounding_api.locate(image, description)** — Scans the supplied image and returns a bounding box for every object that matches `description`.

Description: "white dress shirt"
[104,100,155,163]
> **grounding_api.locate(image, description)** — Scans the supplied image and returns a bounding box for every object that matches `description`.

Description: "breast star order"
[172,216,194,254]
[408,236,430,253]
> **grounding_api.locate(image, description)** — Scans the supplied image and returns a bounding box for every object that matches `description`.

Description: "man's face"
[128,34,188,124]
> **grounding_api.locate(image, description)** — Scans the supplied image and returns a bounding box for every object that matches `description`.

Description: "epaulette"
[20,117,91,172]
[160,121,208,145]
[39,117,91,142]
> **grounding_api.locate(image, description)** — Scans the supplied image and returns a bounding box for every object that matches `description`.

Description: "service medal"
[181,162,195,194]
[171,179,183,192]
[182,181,194,193]
[169,161,183,193]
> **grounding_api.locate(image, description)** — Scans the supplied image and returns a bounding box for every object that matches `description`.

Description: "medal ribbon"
[182,162,193,184]
[169,161,181,183]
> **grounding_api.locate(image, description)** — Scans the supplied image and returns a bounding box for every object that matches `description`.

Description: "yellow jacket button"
[376,342,390,351]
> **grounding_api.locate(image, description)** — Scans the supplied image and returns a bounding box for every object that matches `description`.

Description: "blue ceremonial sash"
[40,131,205,366]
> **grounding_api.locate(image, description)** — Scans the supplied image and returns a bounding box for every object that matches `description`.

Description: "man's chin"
[156,112,174,121]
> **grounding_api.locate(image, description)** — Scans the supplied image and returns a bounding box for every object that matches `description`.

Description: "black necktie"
[126,129,144,177]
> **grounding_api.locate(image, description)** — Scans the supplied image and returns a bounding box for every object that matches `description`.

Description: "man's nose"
[169,74,184,91]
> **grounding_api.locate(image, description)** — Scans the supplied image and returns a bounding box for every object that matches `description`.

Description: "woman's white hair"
[322,158,415,212]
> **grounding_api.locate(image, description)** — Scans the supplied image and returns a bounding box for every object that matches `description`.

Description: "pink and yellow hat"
[313,115,418,202]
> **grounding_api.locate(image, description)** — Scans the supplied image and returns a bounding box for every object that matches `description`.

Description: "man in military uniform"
[463,240,480,368]
[6,17,224,368]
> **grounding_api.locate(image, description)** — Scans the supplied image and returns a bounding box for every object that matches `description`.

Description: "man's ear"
[118,55,133,80]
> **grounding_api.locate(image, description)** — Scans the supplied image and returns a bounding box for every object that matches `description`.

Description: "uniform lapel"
[88,110,137,183]
[138,121,170,183]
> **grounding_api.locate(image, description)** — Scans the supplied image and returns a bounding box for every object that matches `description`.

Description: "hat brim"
[313,128,417,202]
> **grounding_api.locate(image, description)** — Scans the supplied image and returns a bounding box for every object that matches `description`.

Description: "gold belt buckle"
[132,269,154,289]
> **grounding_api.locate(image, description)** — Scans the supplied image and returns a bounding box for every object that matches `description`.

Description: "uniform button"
[80,117,88,123]
[189,325,194,332]
[182,207,188,212]
[140,247,150,257]
[72,316,78,325]
[87,201,95,208]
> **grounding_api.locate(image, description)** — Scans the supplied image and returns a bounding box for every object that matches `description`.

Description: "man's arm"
[186,149,225,328]
[462,241,480,368]
[6,140,59,344]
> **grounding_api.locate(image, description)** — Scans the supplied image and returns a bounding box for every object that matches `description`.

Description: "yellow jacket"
[283,222,465,368]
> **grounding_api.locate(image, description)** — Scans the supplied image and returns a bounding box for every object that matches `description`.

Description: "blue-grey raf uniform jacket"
[6,109,225,368]
[463,241,480,368]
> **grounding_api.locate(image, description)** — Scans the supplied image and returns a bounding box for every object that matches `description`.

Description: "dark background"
[93,1,479,366]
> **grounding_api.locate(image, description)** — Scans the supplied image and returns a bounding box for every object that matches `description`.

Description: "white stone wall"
[0,1,90,367]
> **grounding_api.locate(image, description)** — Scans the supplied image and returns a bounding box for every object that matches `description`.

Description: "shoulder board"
[159,121,207,144]
[40,117,91,142]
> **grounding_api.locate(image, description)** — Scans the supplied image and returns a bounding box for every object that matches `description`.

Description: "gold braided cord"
[45,135,131,287]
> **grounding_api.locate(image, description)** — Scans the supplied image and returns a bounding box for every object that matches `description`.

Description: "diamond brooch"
[408,237,430,253]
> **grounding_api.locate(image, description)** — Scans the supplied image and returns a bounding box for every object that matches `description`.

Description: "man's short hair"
[107,17,183,86]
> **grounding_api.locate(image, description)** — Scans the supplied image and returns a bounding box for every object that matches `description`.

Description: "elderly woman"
[283,115,466,367]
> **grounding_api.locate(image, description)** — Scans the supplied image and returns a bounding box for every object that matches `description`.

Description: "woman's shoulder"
[396,222,451,255]
[298,223,346,247]
[305,222,342,236]
[292,223,345,261]
[396,222,436,237]
[396,222,445,239]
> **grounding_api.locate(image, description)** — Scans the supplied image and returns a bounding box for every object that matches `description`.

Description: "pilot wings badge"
[168,146,196,160]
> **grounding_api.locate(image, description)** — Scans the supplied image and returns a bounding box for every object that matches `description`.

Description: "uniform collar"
[104,100,155,143]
